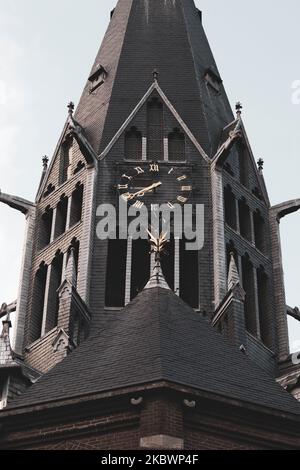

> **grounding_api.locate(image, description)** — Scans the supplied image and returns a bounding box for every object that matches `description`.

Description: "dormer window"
[204,66,222,93]
[88,65,107,94]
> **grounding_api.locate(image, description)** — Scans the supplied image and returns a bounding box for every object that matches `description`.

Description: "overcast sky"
[0,0,299,351]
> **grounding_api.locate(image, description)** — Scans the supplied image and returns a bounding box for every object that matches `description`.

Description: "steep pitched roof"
[7,287,300,416]
[75,0,234,157]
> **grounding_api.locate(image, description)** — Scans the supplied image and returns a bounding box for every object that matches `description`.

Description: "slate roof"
[7,287,300,416]
[75,0,234,158]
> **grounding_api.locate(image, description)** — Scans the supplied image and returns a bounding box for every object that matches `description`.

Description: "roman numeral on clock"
[135,167,145,175]
[150,163,159,172]
[181,186,192,192]
[117,184,129,190]
[177,175,187,181]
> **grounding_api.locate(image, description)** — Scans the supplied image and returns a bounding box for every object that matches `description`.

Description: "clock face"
[117,163,192,209]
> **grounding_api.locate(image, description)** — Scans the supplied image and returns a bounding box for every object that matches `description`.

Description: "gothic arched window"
[125,127,142,160]
[130,239,151,300]
[238,143,249,188]
[54,195,68,239]
[147,97,163,161]
[39,206,53,250]
[70,183,84,227]
[180,238,199,309]
[224,185,237,231]
[253,210,266,254]
[60,136,73,185]
[45,251,64,334]
[105,239,127,308]
[168,128,185,162]
[238,197,252,242]
[30,262,48,343]
[257,266,272,349]
[242,254,258,337]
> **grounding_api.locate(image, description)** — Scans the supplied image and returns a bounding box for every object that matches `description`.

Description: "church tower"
[0,0,300,450]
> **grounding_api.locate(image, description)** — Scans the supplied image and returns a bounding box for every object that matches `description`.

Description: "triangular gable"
[36,118,71,203]
[99,80,210,164]
[213,117,270,207]
[239,120,270,207]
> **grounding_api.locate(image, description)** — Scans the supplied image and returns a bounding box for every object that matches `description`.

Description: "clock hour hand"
[127,182,162,200]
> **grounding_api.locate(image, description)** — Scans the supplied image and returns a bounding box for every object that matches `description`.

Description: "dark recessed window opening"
[130,239,150,300]
[29,263,48,343]
[55,195,68,239]
[242,255,258,337]
[70,183,84,227]
[125,127,142,160]
[253,210,266,254]
[180,238,199,309]
[147,97,164,161]
[238,143,249,188]
[257,267,272,349]
[39,206,53,250]
[60,137,73,185]
[105,239,127,308]
[161,236,175,291]
[224,186,237,230]
[168,128,185,162]
[45,251,64,334]
[239,198,252,242]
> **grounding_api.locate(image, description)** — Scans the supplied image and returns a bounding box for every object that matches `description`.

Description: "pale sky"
[0,0,299,351]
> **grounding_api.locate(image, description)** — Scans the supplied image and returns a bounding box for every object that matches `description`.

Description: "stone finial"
[153,68,159,81]
[235,101,243,117]
[67,101,75,116]
[42,155,49,171]
[227,252,240,291]
[257,158,264,172]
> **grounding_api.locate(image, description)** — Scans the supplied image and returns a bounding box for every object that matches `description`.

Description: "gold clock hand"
[127,182,162,200]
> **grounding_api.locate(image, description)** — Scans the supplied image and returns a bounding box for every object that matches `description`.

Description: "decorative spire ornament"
[257,158,264,172]
[235,101,243,117]
[42,155,49,171]
[67,101,75,116]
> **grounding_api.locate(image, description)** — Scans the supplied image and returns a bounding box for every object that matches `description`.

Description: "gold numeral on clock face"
[150,163,160,172]
[177,175,187,181]
[122,174,133,181]
[168,168,174,175]
[177,196,188,204]
[181,186,192,192]
[167,202,175,209]
[133,201,144,209]
[135,167,145,175]
[117,184,129,190]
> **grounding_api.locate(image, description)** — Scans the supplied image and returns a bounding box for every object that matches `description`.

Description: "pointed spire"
[145,253,170,291]
[227,253,241,291]
[64,248,77,288]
